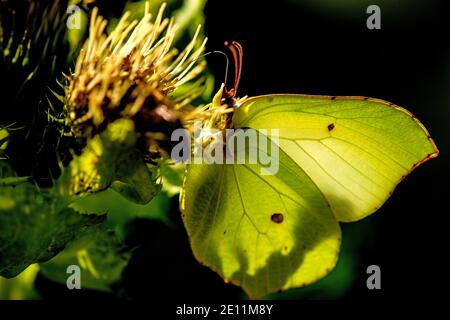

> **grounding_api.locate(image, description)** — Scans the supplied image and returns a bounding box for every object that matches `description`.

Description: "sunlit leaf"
[0,264,40,300]
[39,224,130,292]
[54,119,160,204]
[70,189,171,241]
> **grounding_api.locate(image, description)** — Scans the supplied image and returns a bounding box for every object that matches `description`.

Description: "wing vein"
[294,141,373,209]
[317,140,391,199]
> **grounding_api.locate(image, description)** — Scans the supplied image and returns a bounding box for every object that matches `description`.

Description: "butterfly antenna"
[199,50,230,89]
[223,41,243,100]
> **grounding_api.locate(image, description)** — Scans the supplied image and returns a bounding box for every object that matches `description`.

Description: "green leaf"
[0,176,29,186]
[39,223,130,292]
[160,163,186,196]
[0,183,105,278]
[111,150,161,204]
[70,188,171,241]
[0,127,8,154]
[181,137,341,299]
[0,264,40,300]
[54,119,160,204]
[0,160,29,186]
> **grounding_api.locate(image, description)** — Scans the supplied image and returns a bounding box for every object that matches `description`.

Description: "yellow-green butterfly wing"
[234,95,438,222]
[181,93,438,298]
[181,137,341,299]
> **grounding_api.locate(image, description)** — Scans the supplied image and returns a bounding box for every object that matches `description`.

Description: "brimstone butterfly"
[180,42,438,298]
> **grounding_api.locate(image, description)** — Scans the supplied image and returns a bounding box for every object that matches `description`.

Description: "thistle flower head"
[64,2,207,157]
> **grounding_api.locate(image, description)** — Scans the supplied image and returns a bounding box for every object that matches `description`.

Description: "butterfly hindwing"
[181,135,341,298]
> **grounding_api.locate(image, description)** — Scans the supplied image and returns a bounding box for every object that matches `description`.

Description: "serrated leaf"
[0,183,105,278]
[54,119,160,204]
[39,223,130,292]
